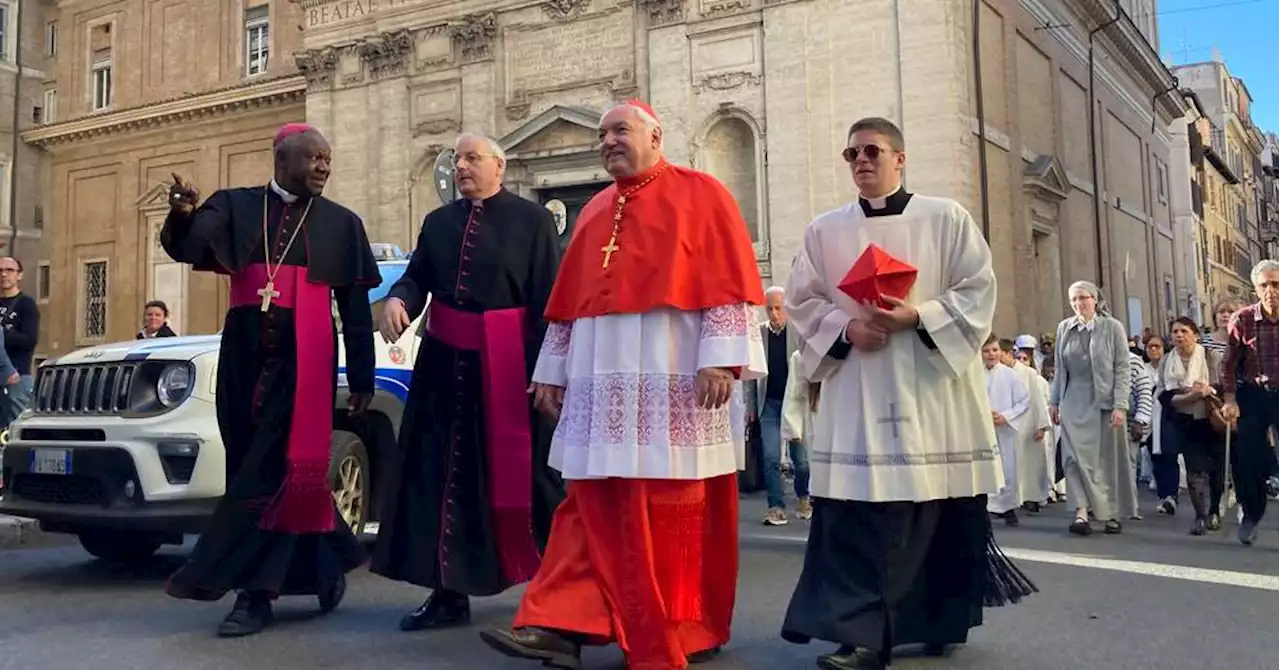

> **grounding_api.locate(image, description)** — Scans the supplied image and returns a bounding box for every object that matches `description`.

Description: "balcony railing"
[1204,123,1241,184]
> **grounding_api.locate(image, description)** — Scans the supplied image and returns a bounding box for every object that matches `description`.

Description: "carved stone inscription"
[505,10,633,99]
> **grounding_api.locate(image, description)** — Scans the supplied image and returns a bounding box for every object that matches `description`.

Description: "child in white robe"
[983,337,1031,525]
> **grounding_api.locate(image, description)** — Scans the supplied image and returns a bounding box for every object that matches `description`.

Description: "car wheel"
[78,531,162,563]
[329,430,369,536]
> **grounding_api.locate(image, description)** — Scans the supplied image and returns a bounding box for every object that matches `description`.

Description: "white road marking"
[739,534,1279,592]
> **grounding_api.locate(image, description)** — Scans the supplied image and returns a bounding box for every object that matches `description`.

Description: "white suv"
[0,256,426,563]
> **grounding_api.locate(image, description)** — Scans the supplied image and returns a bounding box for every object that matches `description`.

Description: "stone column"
[296,47,338,140]
[449,13,499,135]
[361,31,415,246]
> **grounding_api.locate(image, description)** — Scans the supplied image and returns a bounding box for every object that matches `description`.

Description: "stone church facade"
[299,0,1184,337]
[24,0,1185,356]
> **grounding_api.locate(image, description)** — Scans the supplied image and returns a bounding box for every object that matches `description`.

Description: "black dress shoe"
[399,591,471,631]
[688,646,722,663]
[816,646,885,670]
[478,627,582,669]
[318,573,346,614]
[217,591,273,638]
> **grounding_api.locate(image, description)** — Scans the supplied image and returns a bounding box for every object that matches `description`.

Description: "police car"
[0,250,424,563]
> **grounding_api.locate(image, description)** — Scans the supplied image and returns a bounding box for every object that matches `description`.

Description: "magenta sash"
[427,301,542,583]
[229,263,337,534]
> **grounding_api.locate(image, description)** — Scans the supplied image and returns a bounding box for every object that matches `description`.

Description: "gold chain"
[601,164,667,269]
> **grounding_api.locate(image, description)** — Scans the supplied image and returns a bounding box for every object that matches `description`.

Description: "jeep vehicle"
[0,256,426,563]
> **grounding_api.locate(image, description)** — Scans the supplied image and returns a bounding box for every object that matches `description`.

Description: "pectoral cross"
[876,403,911,439]
[601,234,620,268]
[258,282,280,312]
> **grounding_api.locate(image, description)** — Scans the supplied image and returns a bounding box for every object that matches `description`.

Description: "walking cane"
[1222,419,1234,536]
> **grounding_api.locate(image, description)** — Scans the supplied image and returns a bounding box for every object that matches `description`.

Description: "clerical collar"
[615,159,669,190]
[269,179,300,204]
[466,188,506,209]
[857,187,912,217]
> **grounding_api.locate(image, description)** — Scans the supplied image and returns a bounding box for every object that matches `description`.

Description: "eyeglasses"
[842,144,892,163]
[452,152,499,166]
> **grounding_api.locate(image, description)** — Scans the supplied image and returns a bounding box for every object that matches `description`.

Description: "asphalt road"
[1,492,1275,670]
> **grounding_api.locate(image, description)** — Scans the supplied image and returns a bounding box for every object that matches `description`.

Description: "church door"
[538,184,607,253]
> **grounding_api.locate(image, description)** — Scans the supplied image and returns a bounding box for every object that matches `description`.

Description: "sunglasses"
[842,144,893,163]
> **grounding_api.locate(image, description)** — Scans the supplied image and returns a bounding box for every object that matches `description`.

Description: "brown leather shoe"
[479,627,582,669]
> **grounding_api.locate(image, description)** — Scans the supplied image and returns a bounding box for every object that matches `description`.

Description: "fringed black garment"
[160,185,380,602]
[781,494,1035,661]
[369,188,565,596]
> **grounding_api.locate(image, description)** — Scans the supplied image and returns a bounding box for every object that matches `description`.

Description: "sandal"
[1069,514,1092,536]
[1103,519,1122,534]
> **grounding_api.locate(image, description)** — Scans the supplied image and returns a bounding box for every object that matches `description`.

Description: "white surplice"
[1010,360,1051,505]
[785,194,1001,502]
[985,362,1031,514]
[532,303,767,481]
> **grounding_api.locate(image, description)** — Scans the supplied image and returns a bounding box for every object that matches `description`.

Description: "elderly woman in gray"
[1048,280,1132,536]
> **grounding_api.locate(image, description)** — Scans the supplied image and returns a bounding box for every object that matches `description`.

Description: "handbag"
[1204,392,1235,435]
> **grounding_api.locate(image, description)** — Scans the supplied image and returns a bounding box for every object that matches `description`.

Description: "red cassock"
[838,243,917,310]
[517,146,759,668]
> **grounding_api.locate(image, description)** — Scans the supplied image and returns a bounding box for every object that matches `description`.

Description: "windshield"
[370,261,409,305]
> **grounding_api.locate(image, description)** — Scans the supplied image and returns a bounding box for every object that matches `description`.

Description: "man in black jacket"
[0,257,39,425]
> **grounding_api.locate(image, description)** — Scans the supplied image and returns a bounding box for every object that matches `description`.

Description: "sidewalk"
[0,505,36,547]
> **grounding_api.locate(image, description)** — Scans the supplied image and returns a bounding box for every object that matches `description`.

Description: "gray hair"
[599,103,663,150]
[599,103,661,131]
[764,285,786,298]
[1067,279,1112,317]
[1250,259,1278,285]
[454,133,507,162]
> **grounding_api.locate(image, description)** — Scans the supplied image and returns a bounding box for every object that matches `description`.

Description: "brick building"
[296,0,1183,338]
[0,0,54,292]
[23,0,308,357]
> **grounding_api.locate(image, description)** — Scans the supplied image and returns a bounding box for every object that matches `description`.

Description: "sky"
[1157,0,1280,133]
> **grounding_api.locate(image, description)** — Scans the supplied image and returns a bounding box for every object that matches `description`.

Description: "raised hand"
[168,172,200,214]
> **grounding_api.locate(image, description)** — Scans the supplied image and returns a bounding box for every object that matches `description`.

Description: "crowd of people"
[147,102,1277,670]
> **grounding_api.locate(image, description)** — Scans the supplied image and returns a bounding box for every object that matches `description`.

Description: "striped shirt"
[1128,351,1153,424]
[1200,334,1228,359]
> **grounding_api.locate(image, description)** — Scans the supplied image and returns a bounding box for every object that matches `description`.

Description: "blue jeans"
[759,397,810,510]
[1,375,33,427]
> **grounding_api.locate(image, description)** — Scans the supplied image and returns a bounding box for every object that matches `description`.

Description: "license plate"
[30,449,72,476]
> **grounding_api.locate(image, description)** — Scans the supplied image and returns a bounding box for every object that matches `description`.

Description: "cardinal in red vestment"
[478,101,766,669]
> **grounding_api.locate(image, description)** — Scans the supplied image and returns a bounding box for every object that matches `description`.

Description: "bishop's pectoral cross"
[601,234,620,268]
[601,195,627,269]
[258,282,280,313]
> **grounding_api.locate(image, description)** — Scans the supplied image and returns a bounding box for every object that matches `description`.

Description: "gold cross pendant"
[258,281,280,312]
[601,234,620,268]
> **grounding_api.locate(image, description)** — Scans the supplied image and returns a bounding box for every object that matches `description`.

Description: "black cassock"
[369,188,564,596]
[161,185,380,600]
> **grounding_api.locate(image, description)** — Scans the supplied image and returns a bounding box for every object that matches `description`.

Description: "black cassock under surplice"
[782,497,991,656]
[160,185,380,600]
[369,188,564,596]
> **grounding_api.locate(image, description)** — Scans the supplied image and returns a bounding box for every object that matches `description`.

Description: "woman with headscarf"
[1156,317,1226,535]
[1048,280,1131,536]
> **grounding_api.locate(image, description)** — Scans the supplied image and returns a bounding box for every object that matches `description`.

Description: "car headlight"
[157,364,193,407]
